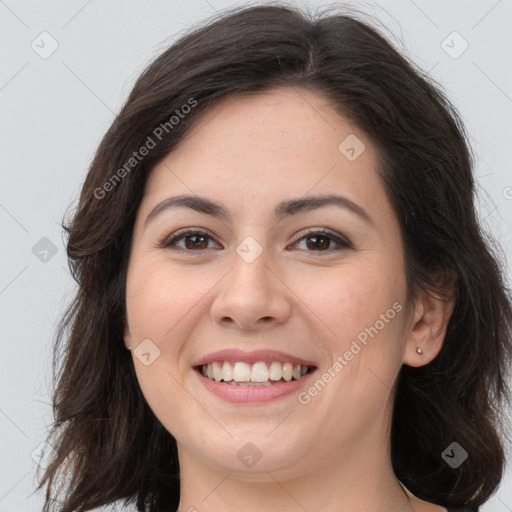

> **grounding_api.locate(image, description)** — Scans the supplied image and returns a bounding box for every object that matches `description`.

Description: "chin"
[197,433,306,475]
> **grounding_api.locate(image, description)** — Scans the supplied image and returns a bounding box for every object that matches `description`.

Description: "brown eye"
[304,234,331,251]
[160,227,352,254]
[182,233,209,250]
[290,228,352,253]
[161,229,219,251]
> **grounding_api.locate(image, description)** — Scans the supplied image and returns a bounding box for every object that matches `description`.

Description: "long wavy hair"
[36,4,512,511]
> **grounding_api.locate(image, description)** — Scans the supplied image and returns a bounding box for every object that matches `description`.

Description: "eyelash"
[159,227,353,254]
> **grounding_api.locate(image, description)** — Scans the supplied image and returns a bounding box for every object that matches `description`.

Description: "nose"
[210,245,292,330]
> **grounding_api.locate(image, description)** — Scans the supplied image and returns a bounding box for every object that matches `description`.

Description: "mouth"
[191,349,319,402]
[193,361,317,387]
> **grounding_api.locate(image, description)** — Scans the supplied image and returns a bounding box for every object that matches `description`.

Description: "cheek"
[126,278,170,340]
[125,256,225,379]
[125,257,203,340]
[303,262,399,320]
[291,259,405,354]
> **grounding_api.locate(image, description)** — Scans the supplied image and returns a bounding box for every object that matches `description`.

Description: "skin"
[123,86,455,512]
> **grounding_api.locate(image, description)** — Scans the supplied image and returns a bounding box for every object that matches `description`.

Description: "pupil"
[306,235,329,250]
[186,235,207,250]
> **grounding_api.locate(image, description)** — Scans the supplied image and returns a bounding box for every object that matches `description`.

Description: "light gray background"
[1,1,511,511]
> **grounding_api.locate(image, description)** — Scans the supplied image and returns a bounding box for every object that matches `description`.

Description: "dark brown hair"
[37,3,512,511]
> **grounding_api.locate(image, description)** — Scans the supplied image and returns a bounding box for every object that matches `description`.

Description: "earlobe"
[402,288,455,368]
[123,323,132,351]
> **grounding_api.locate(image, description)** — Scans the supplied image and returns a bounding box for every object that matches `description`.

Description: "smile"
[193,361,318,403]
[198,361,314,386]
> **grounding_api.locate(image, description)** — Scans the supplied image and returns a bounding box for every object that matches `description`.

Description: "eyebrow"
[144,193,374,228]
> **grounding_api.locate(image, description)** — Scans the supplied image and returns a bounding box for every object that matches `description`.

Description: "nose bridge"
[230,234,273,298]
[211,233,291,328]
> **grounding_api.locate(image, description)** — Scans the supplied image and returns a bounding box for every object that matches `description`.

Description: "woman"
[37,4,512,512]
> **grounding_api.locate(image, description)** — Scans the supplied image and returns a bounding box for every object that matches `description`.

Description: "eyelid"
[289,227,353,248]
[159,226,353,252]
[159,227,220,249]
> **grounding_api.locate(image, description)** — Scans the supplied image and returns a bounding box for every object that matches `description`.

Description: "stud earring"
[127,346,132,351]
[416,347,425,360]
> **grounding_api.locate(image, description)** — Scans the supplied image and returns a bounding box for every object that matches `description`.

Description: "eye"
[288,228,353,253]
[160,228,220,251]
[160,227,352,254]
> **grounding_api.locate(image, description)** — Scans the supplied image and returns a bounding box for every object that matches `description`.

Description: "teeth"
[225,380,273,387]
[269,361,282,381]
[233,362,251,382]
[222,361,233,382]
[212,361,223,382]
[201,361,312,384]
[251,362,269,382]
[282,363,293,381]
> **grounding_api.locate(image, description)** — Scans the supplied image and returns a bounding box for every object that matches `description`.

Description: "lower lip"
[194,368,317,403]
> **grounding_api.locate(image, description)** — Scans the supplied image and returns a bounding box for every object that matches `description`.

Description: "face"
[123,86,415,479]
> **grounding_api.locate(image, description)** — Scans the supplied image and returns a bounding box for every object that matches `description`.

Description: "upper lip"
[192,349,318,368]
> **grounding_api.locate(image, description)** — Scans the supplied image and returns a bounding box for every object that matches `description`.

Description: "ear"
[123,320,132,350]
[402,286,455,367]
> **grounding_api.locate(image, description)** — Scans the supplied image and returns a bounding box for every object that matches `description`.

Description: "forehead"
[140,86,391,226]
[167,87,372,162]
